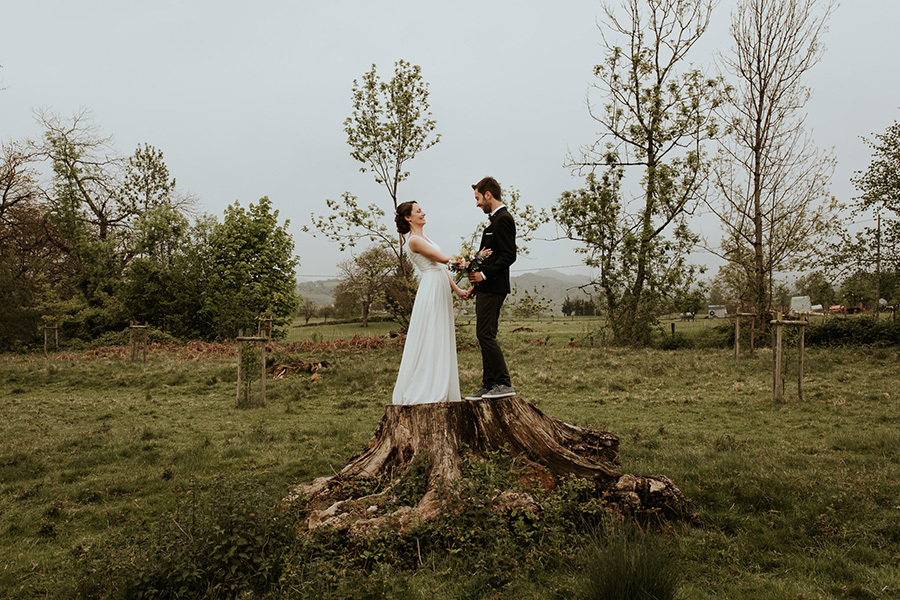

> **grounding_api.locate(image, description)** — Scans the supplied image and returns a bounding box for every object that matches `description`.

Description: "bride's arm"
[407,237,467,297]
[446,271,468,298]
[407,236,451,263]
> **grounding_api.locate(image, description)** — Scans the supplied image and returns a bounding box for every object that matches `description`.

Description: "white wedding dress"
[392,235,462,405]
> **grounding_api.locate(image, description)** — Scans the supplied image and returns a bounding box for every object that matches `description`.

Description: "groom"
[465,176,517,400]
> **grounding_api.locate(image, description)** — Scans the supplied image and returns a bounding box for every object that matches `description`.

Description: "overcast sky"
[2,1,897,282]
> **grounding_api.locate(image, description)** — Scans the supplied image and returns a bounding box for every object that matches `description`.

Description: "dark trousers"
[475,291,510,388]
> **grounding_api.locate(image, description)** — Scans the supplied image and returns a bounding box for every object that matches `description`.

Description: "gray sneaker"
[482,384,516,399]
[464,387,491,400]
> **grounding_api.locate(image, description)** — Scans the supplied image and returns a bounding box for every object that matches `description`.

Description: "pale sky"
[2,1,897,281]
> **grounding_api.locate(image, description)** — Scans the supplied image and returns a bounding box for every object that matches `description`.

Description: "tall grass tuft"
[576,526,680,600]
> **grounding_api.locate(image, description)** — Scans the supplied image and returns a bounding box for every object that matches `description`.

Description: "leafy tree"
[562,296,597,317]
[298,298,318,325]
[336,245,395,327]
[117,257,172,328]
[36,120,197,339]
[0,141,70,348]
[344,60,440,210]
[670,284,708,316]
[120,144,196,263]
[559,0,722,345]
[306,59,439,259]
[129,202,190,267]
[157,214,218,339]
[706,0,838,329]
[317,304,335,323]
[333,282,361,320]
[853,119,900,216]
[203,197,299,338]
[306,60,439,325]
[793,271,836,307]
[831,119,900,306]
[119,207,196,332]
[120,144,177,214]
[707,260,758,313]
[840,271,875,308]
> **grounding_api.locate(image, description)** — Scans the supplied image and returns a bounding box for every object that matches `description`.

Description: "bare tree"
[35,108,129,242]
[706,0,838,327]
[0,140,39,241]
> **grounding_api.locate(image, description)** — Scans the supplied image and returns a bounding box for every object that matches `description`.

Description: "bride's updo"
[395,201,418,234]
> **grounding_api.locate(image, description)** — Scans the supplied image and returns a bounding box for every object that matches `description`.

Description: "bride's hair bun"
[395,201,417,234]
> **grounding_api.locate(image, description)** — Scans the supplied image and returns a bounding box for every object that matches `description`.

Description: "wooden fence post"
[733,313,756,359]
[236,329,244,407]
[750,317,756,354]
[129,321,149,363]
[44,324,58,355]
[773,320,783,402]
[260,338,267,408]
[798,323,805,401]
[770,316,807,402]
[236,330,268,408]
[257,315,273,339]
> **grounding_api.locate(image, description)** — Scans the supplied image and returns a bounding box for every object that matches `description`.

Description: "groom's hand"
[467,272,484,283]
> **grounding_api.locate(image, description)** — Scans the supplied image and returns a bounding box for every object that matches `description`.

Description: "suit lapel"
[481,206,506,249]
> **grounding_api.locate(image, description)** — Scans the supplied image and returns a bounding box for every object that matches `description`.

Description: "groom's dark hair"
[472,176,501,201]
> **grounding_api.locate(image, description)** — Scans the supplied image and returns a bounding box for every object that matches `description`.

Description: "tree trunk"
[288,397,692,534]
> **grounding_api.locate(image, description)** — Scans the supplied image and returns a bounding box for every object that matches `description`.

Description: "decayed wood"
[288,396,692,533]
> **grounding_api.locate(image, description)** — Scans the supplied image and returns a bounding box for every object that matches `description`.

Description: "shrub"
[655,333,694,350]
[78,478,300,599]
[806,317,900,347]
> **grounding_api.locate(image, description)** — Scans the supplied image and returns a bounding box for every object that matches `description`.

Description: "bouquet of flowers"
[449,248,492,275]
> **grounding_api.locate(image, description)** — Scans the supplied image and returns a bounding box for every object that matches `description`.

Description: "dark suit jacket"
[475,206,517,295]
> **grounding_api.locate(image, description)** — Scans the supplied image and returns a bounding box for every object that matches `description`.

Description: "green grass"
[1,317,899,598]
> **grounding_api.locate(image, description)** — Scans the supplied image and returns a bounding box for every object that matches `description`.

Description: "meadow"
[1,316,899,599]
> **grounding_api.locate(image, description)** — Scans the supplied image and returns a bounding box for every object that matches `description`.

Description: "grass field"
[1,316,899,598]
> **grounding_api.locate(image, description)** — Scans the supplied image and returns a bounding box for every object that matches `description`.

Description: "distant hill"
[296,279,340,305]
[509,270,597,313]
[298,269,598,314]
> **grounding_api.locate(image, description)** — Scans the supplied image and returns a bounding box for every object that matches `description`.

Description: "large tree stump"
[288,397,691,533]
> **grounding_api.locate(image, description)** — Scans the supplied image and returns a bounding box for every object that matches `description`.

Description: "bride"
[392,201,469,405]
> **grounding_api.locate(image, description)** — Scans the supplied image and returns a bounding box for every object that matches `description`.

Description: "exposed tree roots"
[287,397,693,534]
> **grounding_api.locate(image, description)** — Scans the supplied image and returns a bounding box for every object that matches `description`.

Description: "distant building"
[707,305,727,318]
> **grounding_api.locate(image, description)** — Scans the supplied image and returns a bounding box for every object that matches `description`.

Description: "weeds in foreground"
[74,479,300,599]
